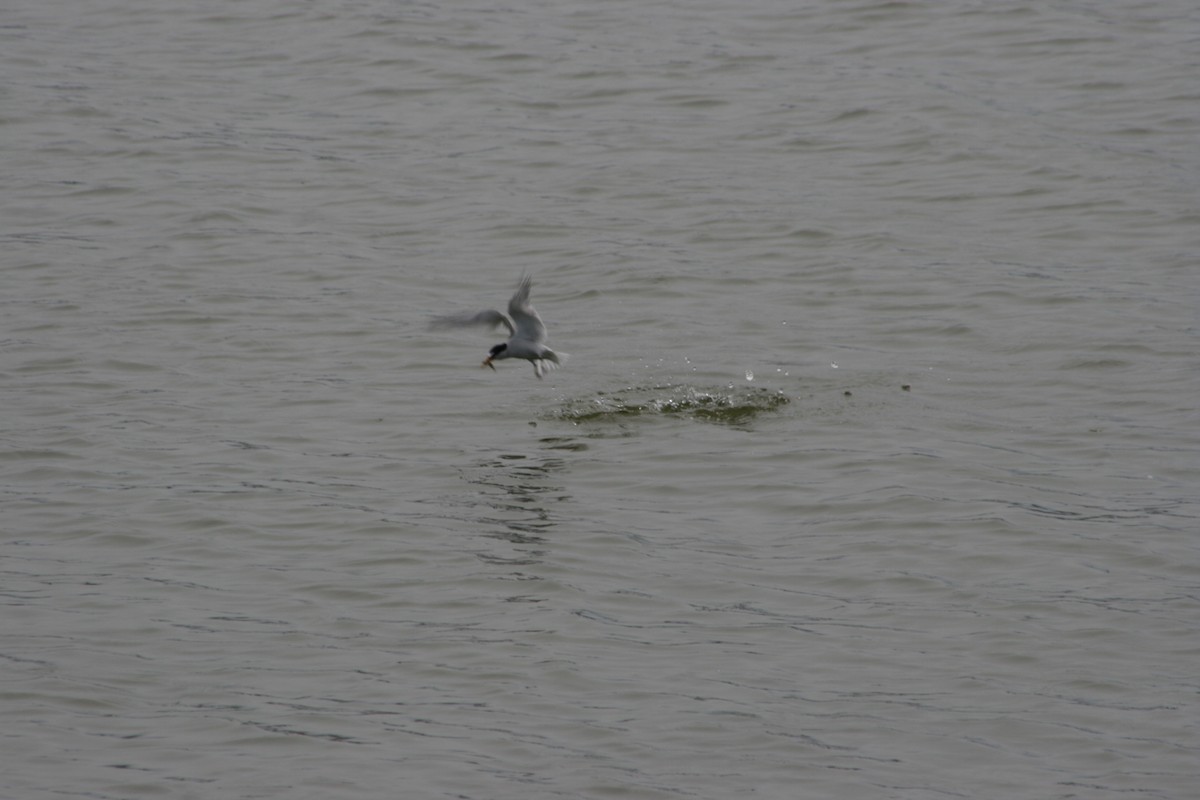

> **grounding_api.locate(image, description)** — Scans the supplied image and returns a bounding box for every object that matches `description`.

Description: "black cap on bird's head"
[482,342,507,370]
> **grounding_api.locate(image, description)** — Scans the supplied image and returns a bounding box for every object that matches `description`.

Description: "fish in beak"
[482,357,496,370]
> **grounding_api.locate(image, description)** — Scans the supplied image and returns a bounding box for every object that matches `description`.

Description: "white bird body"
[431,276,566,379]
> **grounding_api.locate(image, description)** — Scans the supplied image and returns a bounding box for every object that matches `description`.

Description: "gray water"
[3,1,1198,798]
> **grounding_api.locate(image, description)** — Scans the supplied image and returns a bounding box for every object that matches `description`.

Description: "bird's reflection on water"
[455,436,585,567]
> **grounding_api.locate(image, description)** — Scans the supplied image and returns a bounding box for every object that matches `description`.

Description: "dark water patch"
[553,383,790,429]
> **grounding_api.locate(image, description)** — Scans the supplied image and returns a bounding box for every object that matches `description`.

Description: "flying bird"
[431,276,566,379]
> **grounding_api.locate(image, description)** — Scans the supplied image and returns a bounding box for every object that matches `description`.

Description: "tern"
[431,276,566,379]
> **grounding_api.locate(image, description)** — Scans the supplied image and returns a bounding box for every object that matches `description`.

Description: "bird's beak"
[482,357,495,370]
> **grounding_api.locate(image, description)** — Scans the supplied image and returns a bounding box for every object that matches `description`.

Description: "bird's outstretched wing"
[430,309,515,337]
[507,276,547,345]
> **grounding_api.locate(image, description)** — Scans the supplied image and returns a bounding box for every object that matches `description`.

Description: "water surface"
[3,1,1198,798]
